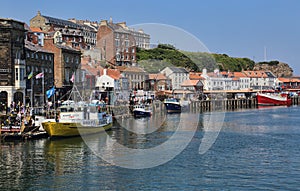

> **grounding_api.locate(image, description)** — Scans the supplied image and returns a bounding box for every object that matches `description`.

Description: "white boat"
[42,102,112,138]
[42,85,112,138]
[163,98,182,113]
[132,104,152,118]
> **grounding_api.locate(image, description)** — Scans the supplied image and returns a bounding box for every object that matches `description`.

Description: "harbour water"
[1,106,300,190]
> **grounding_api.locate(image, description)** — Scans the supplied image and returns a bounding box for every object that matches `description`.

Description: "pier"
[190,98,257,112]
[190,96,300,112]
[98,96,300,117]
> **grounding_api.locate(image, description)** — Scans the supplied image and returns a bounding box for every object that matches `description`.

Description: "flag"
[46,86,55,98]
[70,73,75,83]
[28,71,33,79]
[35,72,44,79]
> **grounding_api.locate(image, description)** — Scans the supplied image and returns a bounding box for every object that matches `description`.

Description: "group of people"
[1,101,35,129]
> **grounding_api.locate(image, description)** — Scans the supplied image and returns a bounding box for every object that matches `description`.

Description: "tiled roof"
[116,66,127,72]
[101,69,121,80]
[30,27,44,33]
[181,79,201,87]
[233,72,247,78]
[43,15,83,29]
[55,43,81,52]
[81,63,103,76]
[206,72,219,77]
[106,22,130,34]
[25,40,52,54]
[123,66,146,73]
[189,72,204,80]
[278,77,300,83]
[149,73,167,80]
[243,71,268,78]
[169,67,188,73]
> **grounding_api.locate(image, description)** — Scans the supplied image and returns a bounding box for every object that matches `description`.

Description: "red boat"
[256,92,292,106]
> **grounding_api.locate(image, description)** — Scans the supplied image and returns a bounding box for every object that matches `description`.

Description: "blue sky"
[1,0,300,74]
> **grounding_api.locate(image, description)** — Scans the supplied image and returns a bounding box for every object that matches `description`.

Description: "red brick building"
[97,18,136,67]
[43,36,81,90]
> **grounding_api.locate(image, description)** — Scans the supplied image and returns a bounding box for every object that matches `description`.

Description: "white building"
[201,68,232,90]
[160,67,189,90]
[222,71,250,90]
[96,69,129,105]
[243,70,276,90]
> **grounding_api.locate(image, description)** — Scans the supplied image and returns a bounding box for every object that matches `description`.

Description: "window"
[15,68,18,80]
[20,68,24,80]
[115,39,120,47]
[65,69,70,82]
[65,56,69,63]
[125,40,129,47]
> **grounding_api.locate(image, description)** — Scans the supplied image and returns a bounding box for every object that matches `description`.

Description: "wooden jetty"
[191,96,300,112]
[0,130,48,141]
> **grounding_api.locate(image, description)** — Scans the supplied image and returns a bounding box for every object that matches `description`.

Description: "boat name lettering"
[81,120,98,126]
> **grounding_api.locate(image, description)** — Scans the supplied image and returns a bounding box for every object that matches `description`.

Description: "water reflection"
[44,137,88,175]
[0,107,300,190]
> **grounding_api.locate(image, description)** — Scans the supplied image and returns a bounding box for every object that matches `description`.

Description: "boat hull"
[164,103,182,113]
[42,121,112,138]
[133,110,151,117]
[257,93,292,106]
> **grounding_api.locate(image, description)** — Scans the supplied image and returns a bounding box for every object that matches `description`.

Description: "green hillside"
[136,44,280,73]
[136,44,198,73]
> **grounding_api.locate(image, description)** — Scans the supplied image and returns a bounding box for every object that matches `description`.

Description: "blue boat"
[133,104,152,118]
[163,98,182,113]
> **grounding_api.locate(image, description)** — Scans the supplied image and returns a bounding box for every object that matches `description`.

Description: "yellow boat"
[42,102,113,138]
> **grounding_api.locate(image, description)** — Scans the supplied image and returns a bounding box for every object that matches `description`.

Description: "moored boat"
[256,92,292,106]
[132,104,152,118]
[42,102,112,138]
[163,98,182,113]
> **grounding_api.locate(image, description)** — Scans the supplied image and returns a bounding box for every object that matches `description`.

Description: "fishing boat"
[42,83,113,138]
[132,104,152,118]
[256,92,292,106]
[42,102,112,138]
[163,98,182,113]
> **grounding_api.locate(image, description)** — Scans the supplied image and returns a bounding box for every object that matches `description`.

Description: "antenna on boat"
[67,72,84,103]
